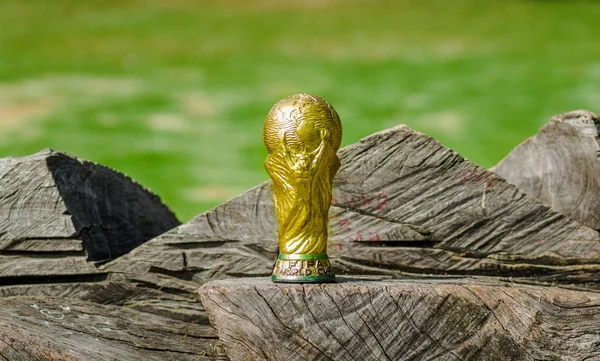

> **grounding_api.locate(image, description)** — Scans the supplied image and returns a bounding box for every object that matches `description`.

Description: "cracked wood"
[0,296,227,361]
[200,277,600,361]
[105,121,600,317]
[2,116,600,360]
[493,109,600,230]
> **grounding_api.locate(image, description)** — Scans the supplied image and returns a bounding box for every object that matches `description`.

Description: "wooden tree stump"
[0,149,180,289]
[0,296,227,361]
[493,110,600,230]
[200,277,600,361]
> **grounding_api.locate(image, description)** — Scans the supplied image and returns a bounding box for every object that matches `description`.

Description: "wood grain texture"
[0,148,180,285]
[105,123,600,301]
[200,277,600,361]
[2,121,600,360]
[493,110,600,230]
[0,280,211,325]
[0,296,227,361]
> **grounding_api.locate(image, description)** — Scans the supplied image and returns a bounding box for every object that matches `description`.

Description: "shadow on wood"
[0,149,179,285]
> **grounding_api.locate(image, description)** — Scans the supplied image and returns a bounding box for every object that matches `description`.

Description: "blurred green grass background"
[1,0,599,221]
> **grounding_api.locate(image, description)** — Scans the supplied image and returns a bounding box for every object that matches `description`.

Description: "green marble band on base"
[278,253,329,261]
[271,273,335,283]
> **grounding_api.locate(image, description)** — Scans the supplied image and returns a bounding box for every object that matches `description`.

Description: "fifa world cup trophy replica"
[263,93,342,283]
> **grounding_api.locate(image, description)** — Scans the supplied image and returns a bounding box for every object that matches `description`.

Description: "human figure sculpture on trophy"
[263,93,342,283]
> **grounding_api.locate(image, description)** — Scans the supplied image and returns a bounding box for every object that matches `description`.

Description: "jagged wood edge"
[101,124,600,324]
[0,149,191,323]
[492,109,600,230]
[0,149,180,276]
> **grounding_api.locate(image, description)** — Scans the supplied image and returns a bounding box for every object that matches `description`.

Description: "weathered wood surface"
[0,280,210,324]
[2,118,600,360]
[105,122,600,309]
[493,110,600,230]
[0,149,179,285]
[200,277,600,361]
[0,296,227,361]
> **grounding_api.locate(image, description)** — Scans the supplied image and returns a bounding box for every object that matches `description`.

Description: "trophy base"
[271,253,335,283]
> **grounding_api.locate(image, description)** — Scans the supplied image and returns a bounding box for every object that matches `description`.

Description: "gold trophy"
[263,93,342,283]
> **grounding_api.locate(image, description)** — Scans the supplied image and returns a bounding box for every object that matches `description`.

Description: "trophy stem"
[271,253,335,283]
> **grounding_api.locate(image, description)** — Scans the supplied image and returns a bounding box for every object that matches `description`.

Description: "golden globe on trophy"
[263,93,342,283]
